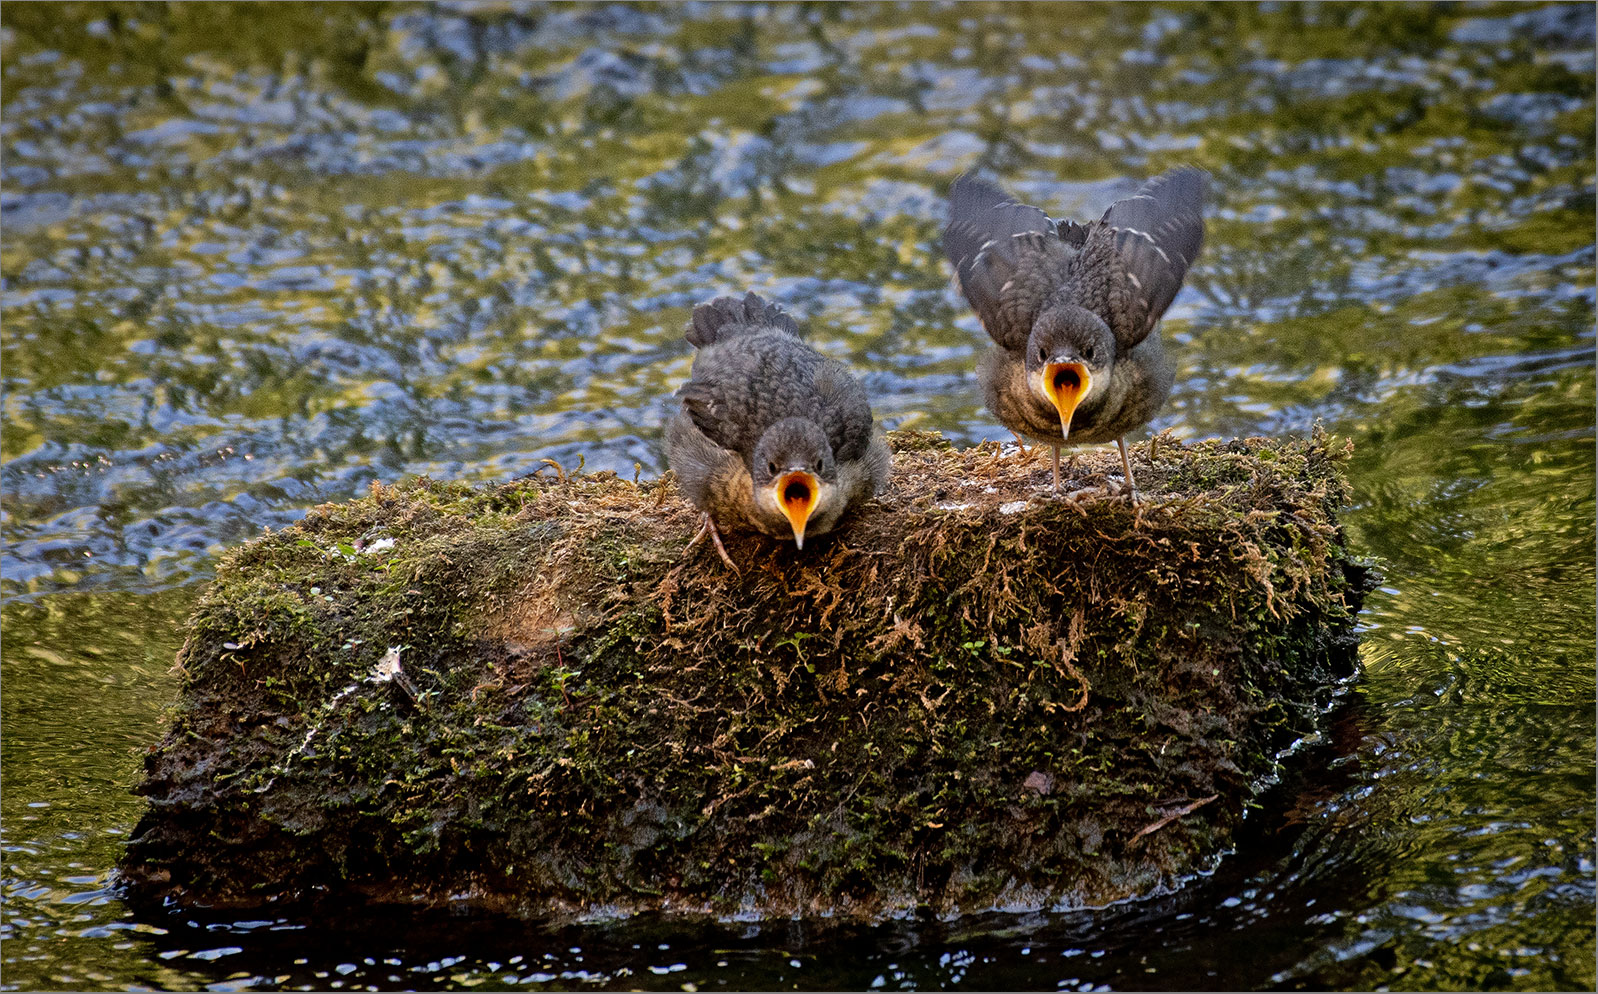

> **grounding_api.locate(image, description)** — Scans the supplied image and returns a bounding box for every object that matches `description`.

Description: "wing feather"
[1096,166,1207,349]
[813,359,875,464]
[942,175,1073,350]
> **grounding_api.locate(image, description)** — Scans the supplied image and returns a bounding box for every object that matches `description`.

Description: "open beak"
[1043,361,1092,440]
[775,470,819,549]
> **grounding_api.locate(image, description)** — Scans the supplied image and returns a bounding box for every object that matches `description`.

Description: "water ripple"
[0,3,1592,991]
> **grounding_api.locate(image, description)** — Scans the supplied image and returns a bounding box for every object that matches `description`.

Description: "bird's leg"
[706,520,736,571]
[1052,445,1062,493]
[1117,437,1138,500]
[685,512,738,572]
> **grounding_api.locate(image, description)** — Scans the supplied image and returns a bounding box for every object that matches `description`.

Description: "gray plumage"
[942,168,1206,491]
[665,292,891,552]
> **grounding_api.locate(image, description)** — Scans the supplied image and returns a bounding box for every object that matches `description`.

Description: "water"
[2,2,1592,990]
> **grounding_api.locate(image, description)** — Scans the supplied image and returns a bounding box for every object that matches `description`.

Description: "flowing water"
[2,2,1593,990]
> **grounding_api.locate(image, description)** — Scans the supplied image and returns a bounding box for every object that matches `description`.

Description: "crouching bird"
[942,167,1206,496]
[665,291,892,569]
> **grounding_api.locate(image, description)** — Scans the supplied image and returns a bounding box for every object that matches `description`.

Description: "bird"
[942,167,1206,496]
[664,291,892,569]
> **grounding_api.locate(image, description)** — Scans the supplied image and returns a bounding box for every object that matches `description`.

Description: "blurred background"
[2,2,1593,990]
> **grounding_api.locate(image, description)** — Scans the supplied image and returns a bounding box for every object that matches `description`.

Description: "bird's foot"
[686,513,738,572]
[1046,449,1083,495]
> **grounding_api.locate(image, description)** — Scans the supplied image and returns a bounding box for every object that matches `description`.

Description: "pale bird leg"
[685,512,738,572]
[1117,437,1138,500]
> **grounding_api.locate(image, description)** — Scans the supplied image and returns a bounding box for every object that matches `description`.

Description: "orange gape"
[1044,361,1092,439]
[776,470,818,548]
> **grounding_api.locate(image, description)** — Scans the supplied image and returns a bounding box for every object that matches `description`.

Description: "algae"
[121,430,1375,921]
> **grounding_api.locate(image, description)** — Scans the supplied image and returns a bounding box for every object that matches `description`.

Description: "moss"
[121,429,1376,921]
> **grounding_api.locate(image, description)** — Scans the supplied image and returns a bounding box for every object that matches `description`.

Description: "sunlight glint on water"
[2,3,1593,991]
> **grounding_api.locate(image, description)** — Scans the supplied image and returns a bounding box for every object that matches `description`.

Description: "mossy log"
[121,430,1374,921]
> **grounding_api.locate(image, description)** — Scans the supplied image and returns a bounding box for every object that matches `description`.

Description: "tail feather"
[686,291,800,348]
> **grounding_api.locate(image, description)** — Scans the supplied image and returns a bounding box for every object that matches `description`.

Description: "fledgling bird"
[665,291,892,568]
[942,167,1207,496]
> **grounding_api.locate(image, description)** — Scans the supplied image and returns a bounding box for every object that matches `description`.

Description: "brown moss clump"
[120,429,1375,921]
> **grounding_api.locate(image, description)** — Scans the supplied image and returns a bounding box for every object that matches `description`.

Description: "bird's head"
[1025,305,1114,440]
[751,418,835,549]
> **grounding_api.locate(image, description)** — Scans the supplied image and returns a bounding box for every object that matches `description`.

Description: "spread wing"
[942,175,1079,351]
[1095,166,1207,351]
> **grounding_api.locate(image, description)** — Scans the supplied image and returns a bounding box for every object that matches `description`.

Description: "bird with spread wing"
[942,167,1207,496]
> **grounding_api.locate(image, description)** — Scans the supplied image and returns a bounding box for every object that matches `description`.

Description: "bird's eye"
[768,462,778,476]
[1037,346,1047,362]
[814,460,823,473]
[1085,346,1095,362]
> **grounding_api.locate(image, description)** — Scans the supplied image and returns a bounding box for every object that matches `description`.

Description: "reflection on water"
[2,2,1593,990]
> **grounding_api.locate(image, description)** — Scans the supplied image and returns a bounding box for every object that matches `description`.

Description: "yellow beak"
[775,470,819,549]
[1043,361,1092,440]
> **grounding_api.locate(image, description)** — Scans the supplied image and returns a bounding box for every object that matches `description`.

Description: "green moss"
[123,430,1375,921]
